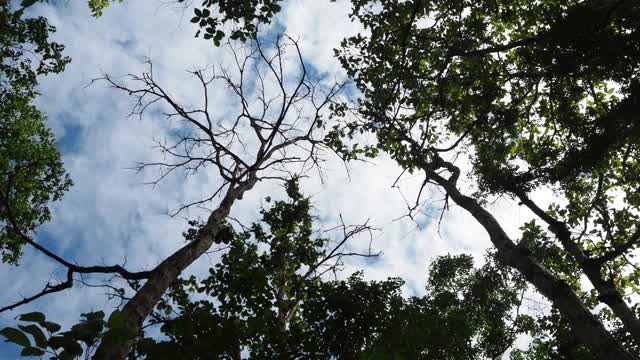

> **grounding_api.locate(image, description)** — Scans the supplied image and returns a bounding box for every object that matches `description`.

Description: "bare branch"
[0,270,73,313]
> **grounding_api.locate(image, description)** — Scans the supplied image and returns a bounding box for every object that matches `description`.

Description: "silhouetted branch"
[0,270,73,313]
[306,215,380,279]
[0,208,150,313]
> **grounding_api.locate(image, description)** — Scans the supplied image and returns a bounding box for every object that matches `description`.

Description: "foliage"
[87,0,286,44]
[0,308,160,359]
[0,311,103,359]
[0,181,530,359]
[0,0,70,99]
[87,0,124,17]
[130,257,530,359]
[125,184,530,359]
[332,0,640,356]
[0,0,72,264]
[189,0,286,45]
[0,93,72,264]
[3,0,640,358]
[1,180,534,358]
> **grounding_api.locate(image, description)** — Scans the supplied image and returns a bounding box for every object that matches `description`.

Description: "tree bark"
[93,175,257,360]
[421,156,635,360]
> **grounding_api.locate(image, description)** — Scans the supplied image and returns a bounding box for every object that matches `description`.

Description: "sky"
[0,0,549,356]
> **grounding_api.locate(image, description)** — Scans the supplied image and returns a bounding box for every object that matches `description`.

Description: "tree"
[90,36,348,360]
[88,0,287,44]
[2,182,532,359]
[135,245,530,359]
[1,0,72,264]
[331,0,640,358]
[1,35,347,359]
[0,0,151,306]
[4,0,640,358]
[131,180,380,359]
[0,0,70,99]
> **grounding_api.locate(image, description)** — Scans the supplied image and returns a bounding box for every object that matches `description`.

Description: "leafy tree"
[131,180,379,359]
[331,0,640,358]
[85,0,286,44]
[3,182,531,359]
[1,34,348,359]
[0,0,70,98]
[0,1,148,316]
[0,93,72,264]
[0,0,72,264]
[4,0,639,358]
[136,252,529,360]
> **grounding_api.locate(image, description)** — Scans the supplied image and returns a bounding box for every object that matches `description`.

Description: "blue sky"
[0,0,541,357]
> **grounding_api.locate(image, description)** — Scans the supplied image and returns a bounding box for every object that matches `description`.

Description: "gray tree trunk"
[93,176,257,360]
[424,161,635,360]
[517,192,640,343]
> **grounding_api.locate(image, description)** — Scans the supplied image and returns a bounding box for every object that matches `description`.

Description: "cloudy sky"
[1,0,546,356]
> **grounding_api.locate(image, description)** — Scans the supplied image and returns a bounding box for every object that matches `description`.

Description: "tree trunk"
[423,161,635,360]
[93,176,257,360]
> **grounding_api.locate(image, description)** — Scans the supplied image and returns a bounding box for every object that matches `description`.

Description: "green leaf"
[0,327,30,347]
[18,312,45,323]
[81,311,105,322]
[107,310,124,329]
[70,319,104,345]
[47,335,67,349]
[49,335,82,357]
[42,321,61,333]
[18,325,46,348]
[20,346,45,357]
[20,0,38,8]
[60,344,83,358]
[105,310,137,341]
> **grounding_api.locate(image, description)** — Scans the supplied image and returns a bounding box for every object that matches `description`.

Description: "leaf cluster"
[0,0,72,264]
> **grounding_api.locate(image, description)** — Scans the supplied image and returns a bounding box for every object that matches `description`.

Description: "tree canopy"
[2,182,532,359]
[132,184,529,359]
[1,0,640,359]
[333,0,640,358]
[0,0,72,264]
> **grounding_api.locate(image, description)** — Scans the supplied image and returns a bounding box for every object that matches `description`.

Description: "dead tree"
[0,35,346,359]
[89,35,345,360]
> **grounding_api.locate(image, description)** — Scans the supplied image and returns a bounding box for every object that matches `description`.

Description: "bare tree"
[1,35,347,360]
[90,35,345,360]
